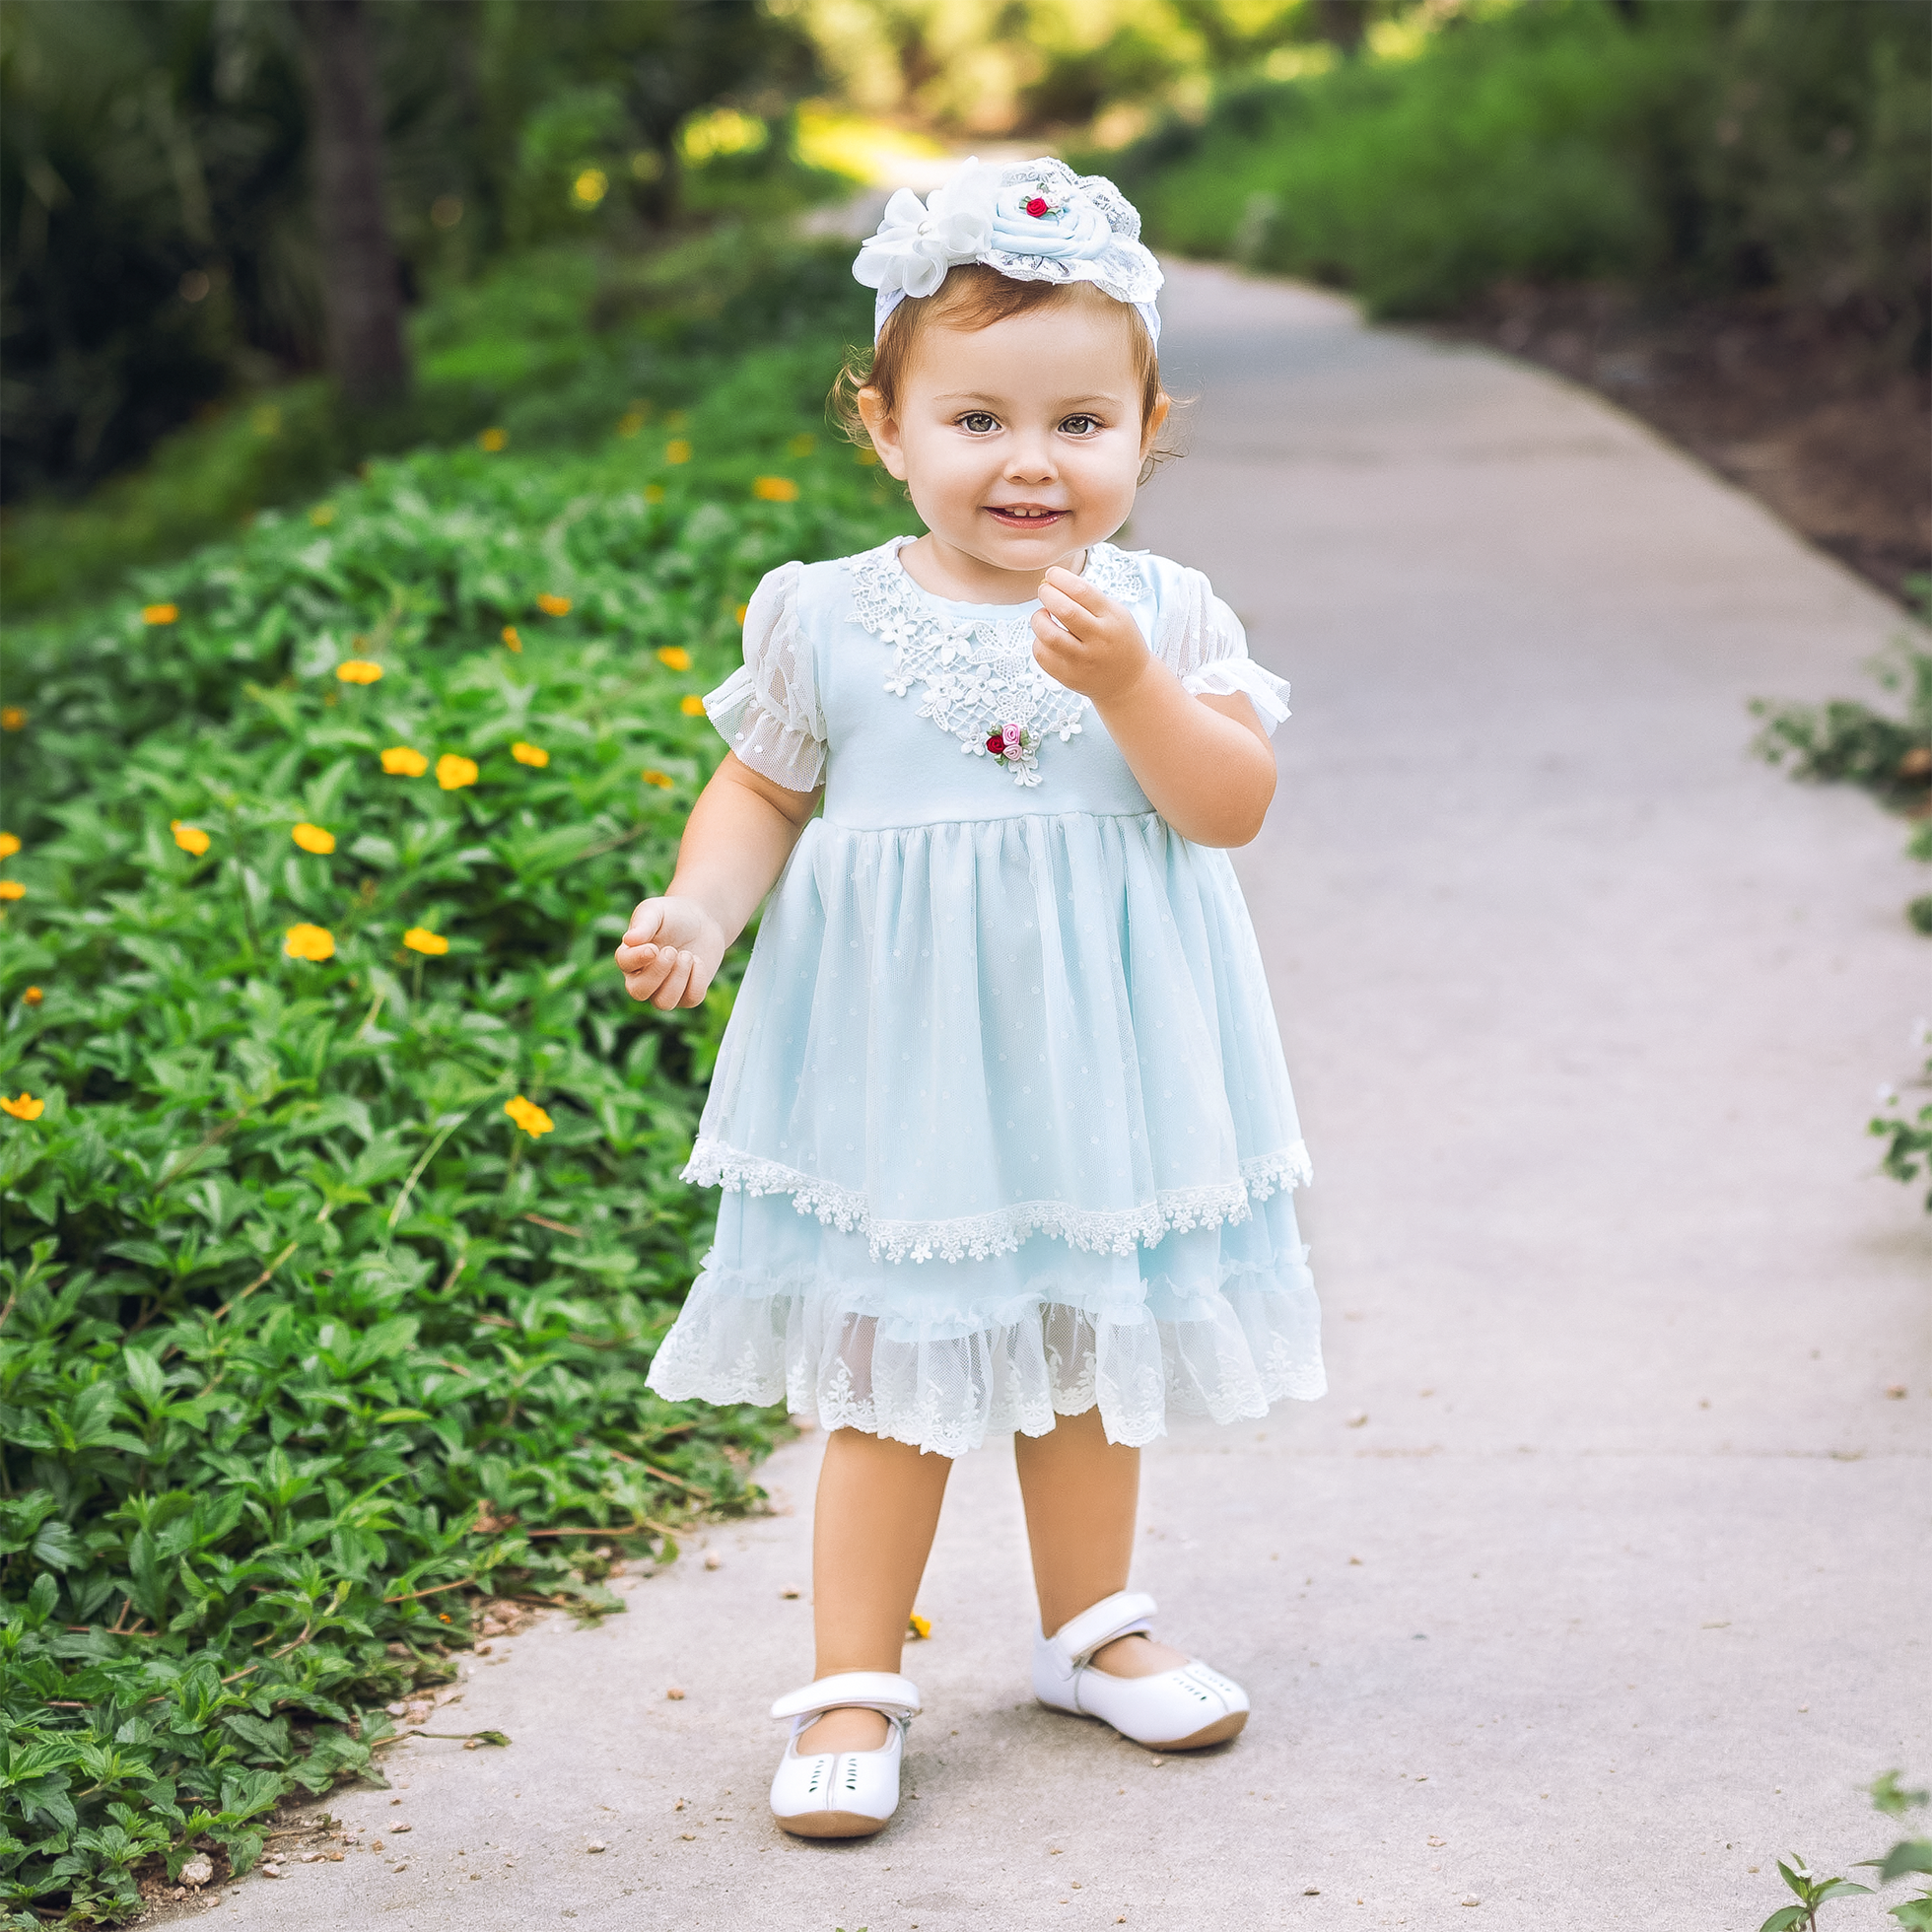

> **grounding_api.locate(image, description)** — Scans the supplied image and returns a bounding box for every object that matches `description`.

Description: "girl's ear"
[1139,391,1171,460]
[856,385,909,482]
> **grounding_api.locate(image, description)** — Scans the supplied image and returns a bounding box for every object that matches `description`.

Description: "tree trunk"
[1316,0,1369,53]
[291,0,409,408]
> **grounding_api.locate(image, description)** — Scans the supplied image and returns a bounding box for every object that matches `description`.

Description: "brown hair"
[828,266,1178,483]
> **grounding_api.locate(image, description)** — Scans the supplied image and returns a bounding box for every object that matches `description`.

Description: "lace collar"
[846,537,1149,786]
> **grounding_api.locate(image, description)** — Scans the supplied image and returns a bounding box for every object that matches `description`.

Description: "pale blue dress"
[644,535,1325,1455]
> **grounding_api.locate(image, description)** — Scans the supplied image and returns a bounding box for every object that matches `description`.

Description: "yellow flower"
[0,833,18,859]
[0,1092,45,1121]
[537,592,573,617]
[22,987,42,1006]
[402,927,449,955]
[478,426,508,452]
[511,741,550,768]
[907,1613,932,1640]
[664,439,692,465]
[734,602,749,624]
[501,625,523,654]
[2,708,27,731]
[572,167,608,208]
[788,433,815,457]
[381,746,429,776]
[656,647,691,671]
[751,475,799,503]
[335,658,383,685]
[644,483,665,504]
[142,602,179,625]
[617,411,646,439]
[504,1095,554,1138]
[309,505,337,526]
[679,694,707,717]
[640,769,674,789]
[856,448,880,467]
[171,820,211,856]
[291,822,336,856]
[436,754,479,791]
[283,923,335,962]
[0,880,23,901]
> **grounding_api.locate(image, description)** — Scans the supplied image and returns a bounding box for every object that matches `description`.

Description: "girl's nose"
[1003,436,1058,484]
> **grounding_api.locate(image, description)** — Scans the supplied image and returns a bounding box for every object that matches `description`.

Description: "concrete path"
[217,265,1930,1932]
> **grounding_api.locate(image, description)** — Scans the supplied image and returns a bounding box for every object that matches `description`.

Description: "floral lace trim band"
[680,1136,1313,1264]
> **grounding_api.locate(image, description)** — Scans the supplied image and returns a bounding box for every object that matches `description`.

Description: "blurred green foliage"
[1098,0,1930,354]
[795,0,1324,137]
[0,284,906,1922]
[1,229,874,615]
[0,0,828,500]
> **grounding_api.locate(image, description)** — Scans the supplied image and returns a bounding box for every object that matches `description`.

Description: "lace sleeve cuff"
[704,664,826,791]
[1180,657,1291,735]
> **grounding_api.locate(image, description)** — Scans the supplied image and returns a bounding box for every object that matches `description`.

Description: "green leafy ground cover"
[0,318,904,1922]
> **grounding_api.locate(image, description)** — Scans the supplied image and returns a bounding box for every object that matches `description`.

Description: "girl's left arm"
[1031,567,1276,847]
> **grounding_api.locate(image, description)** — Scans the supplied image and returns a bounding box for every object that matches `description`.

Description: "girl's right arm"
[613,753,821,1010]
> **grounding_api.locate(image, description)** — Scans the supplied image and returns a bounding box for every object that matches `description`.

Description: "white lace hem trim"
[679,1138,1313,1263]
[646,1275,1326,1454]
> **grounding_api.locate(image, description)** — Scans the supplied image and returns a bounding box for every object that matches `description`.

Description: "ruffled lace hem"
[704,663,825,792]
[1180,658,1290,734]
[679,1137,1314,1264]
[645,1268,1325,1454]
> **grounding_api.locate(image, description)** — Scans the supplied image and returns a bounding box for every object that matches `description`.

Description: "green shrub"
[1115,3,1685,315]
[1097,0,1930,338]
[0,363,904,1924]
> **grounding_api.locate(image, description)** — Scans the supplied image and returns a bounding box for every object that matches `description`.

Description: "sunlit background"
[2,6,1928,1923]
[3,0,1926,607]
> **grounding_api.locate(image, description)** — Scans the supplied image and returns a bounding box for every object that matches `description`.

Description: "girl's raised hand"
[1030,565,1152,705]
[615,895,724,1010]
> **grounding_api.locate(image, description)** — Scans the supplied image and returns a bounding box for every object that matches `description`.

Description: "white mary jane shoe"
[1033,1590,1249,1751]
[768,1671,921,1839]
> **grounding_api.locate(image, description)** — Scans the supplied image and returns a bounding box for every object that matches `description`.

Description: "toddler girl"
[616,157,1324,1839]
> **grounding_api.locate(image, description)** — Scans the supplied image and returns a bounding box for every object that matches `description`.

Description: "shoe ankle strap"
[770,1671,922,1724]
[1044,1590,1158,1672]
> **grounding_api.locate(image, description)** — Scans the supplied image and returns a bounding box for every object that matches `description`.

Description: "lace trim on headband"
[681,1135,1311,1263]
[846,537,1148,788]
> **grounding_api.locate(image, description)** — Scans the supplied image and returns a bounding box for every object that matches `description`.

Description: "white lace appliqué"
[847,538,1148,787]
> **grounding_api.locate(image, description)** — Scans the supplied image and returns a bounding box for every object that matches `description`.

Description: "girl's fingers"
[621,962,666,1002]
[654,952,697,1010]
[1042,567,1107,617]
[1036,581,1097,637]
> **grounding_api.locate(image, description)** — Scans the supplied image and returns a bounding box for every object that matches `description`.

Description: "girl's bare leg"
[802,1426,952,1751]
[1013,1406,1188,1677]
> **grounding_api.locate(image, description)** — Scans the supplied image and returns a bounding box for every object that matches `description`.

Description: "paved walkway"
[221,265,1929,1932]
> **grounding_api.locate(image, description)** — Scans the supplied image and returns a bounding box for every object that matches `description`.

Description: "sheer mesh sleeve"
[1155,567,1291,736]
[701,561,825,790]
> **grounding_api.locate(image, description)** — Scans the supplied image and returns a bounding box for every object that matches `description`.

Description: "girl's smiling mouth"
[986,505,1068,529]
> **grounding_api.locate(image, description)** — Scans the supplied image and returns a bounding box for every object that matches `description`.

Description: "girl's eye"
[959,412,999,434]
[1060,414,1101,436]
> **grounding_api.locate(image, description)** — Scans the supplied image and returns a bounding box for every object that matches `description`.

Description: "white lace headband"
[852,156,1164,347]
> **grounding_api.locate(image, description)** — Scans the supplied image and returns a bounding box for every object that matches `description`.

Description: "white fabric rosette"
[854,156,1163,344]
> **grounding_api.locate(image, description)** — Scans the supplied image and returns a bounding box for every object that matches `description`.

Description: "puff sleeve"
[700,561,826,790]
[1155,567,1291,735]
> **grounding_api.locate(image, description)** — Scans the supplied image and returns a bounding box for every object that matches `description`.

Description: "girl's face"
[860,294,1167,593]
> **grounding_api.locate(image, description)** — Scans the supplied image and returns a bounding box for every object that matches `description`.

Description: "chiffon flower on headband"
[853,156,1163,344]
